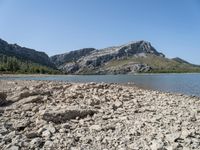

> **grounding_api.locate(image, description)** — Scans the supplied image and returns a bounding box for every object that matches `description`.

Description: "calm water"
[1,74,200,97]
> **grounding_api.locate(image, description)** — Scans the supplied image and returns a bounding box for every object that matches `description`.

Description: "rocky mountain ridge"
[51,48,96,67]
[0,39,55,68]
[51,41,165,74]
[51,41,200,74]
[1,38,199,74]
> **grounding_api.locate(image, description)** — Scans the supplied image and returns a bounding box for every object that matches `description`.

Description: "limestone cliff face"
[0,39,55,68]
[51,41,165,74]
[50,48,96,67]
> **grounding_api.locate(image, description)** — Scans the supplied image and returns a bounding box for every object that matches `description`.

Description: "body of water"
[1,73,200,97]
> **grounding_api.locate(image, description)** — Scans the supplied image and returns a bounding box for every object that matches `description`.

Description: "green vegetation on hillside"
[104,54,200,73]
[0,54,61,74]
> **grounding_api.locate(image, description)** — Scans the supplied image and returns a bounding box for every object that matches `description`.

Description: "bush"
[0,54,61,74]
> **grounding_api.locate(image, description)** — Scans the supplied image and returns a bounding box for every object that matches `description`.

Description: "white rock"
[165,132,181,142]
[46,124,56,134]
[19,95,43,104]
[112,101,123,110]
[42,130,51,138]
[90,125,102,131]
[30,138,43,148]
[43,140,54,148]
[7,145,19,150]
[150,140,164,150]
[181,129,190,138]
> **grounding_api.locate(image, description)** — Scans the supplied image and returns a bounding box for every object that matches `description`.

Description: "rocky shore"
[0,80,200,150]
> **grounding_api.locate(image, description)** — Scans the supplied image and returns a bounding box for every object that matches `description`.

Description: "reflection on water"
[1,73,200,97]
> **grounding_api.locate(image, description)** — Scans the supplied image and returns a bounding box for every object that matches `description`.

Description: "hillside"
[51,41,200,74]
[1,38,199,75]
[0,39,54,67]
[0,39,59,74]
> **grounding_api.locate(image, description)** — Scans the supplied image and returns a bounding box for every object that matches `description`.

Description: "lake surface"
[1,74,200,97]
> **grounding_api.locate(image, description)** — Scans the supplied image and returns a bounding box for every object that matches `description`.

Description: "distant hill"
[172,57,191,64]
[0,39,54,67]
[0,39,59,74]
[1,38,199,74]
[51,41,200,74]
[51,48,96,67]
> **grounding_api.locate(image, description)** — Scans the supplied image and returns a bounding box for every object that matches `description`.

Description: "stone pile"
[0,80,200,150]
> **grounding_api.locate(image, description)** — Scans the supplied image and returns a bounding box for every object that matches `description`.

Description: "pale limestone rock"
[30,138,43,148]
[89,125,102,131]
[112,101,123,110]
[7,145,19,150]
[42,130,51,138]
[150,139,164,150]
[0,80,200,149]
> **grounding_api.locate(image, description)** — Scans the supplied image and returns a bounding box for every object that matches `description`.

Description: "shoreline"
[1,74,200,99]
[1,72,200,77]
[0,80,200,149]
[0,78,198,99]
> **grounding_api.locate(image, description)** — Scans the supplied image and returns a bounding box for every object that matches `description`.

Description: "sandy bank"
[0,80,200,150]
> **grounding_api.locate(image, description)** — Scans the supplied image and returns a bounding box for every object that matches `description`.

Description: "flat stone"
[165,132,181,143]
[150,140,164,150]
[61,123,71,129]
[0,125,8,135]
[30,138,43,148]
[181,129,191,138]
[43,140,54,148]
[14,120,31,131]
[87,97,100,106]
[26,132,39,139]
[112,101,123,110]
[7,145,19,150]
[90,125,102,131]
[13,90,33,101]
[42,130,51,138]
[42,107,98,124]
[18,95,43,104]
[47,124,56,134]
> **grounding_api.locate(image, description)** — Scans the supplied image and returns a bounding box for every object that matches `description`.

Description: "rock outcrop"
[0,80,200,149]
[50,48,96,67]
[51,41,166,74]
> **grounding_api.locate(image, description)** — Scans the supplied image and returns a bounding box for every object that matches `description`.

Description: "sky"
[0,0,200,64]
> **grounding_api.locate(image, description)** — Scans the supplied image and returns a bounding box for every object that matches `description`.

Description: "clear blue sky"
[0,0,200,64]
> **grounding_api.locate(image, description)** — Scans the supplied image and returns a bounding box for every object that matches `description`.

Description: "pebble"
[0,80,199,149]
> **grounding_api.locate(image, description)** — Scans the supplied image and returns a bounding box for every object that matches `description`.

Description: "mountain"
[0,39,59,74]
[0,39,54,68]
[51,40,200,74]
[1,38,199,75]
[172,57,191,64]
[51,48,96,67]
